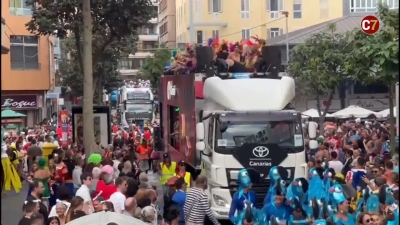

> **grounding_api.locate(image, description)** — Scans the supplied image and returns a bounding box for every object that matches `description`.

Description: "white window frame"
[10,35,39,70]
[293,0,302,19]
[212,30,219,39]
[241,29,251,40]
[241,0,250,19]
[9,0,33,16]
[208,0,223,13]
[267,0,284,11]
[319,0,329,18]
[269,28,281,38]
[350,0,398,13]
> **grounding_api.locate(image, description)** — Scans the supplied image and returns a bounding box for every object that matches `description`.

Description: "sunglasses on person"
[364,217,374,223]
[372,170,379,174]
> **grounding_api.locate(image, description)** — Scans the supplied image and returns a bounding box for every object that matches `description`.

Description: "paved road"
[1,182,28,225]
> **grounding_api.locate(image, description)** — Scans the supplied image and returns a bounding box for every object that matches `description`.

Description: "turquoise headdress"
[237,168,260,200]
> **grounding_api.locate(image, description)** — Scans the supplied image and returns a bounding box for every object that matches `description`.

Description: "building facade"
[266,0,398,113]
[175,0,343,44]
[118,0,160,79]
[1,0,55,126]
[158,0,177,48]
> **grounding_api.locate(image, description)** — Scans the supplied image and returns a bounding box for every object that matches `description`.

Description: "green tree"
[288,24,353,132]
[345,4,399,152]
[58,35,129,103]
[26,0,155,153]
[140,48,172,94]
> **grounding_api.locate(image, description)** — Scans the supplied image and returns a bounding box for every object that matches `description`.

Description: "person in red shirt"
[113,124,118,133]
[93,169,117,200]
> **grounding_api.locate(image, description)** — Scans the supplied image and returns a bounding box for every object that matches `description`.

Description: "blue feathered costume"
[229,168,266,225]
[329,183,357,225]
[264,166,288,204]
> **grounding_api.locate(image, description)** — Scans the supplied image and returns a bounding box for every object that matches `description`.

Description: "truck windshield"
[216,121,303,148]
[126,104,153,113]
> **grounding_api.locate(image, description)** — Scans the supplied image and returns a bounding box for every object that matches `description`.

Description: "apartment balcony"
[118,58,149,76]
[138,34,159,42]
[149,18,158,24]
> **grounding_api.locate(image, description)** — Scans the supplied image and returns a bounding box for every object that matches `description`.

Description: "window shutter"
[242,29,246,40]
[208,0,212,13]
[267,29,271,39]
[218,0,223,12]
[279,0,284,11]
[266,0,270,11]
[279,28,284,35]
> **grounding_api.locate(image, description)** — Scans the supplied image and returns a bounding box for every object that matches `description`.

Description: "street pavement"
[1,182,28,225]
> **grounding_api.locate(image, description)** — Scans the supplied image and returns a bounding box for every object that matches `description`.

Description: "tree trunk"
[388,83,396,155]
[82,0,96,157]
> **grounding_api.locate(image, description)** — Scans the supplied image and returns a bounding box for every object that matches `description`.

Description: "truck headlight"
[212,194,229,208]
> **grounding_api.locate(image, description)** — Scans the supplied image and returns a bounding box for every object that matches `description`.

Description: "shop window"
[353,81,388,94]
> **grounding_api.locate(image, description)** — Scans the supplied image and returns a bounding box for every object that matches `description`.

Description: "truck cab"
[159,72,307,220]
[119,86,154,125]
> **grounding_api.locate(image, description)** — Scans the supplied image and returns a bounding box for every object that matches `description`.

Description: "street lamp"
[281,11,290,63]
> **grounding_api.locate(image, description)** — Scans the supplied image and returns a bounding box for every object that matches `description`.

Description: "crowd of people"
[164,36,269,75]
[1,115,399,225]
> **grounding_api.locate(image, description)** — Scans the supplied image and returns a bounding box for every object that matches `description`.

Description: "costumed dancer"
[229,168,264,225]
[307,167,324,206]
[328,183,357,225]
[286,178,309,214]
[262,180,291,223]
[32,158,52,208]
[1,130,22,193]
[264,166,288,204]
[48,157,58,209]
[54,151,74,196]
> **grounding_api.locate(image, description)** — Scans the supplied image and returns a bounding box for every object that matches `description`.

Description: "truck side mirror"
[196,123,205,140]
[309,140,318,150]
[196,142,206,152]
[308,121,318,139]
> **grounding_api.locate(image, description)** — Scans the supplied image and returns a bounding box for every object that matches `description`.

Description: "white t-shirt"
[75,185,94,214]
[329,160,344,174]
[109,191,126,213]
[1,145,8,158]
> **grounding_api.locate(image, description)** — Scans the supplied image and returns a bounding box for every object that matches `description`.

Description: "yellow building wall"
[1,0,54,91]
[176,0,343,43]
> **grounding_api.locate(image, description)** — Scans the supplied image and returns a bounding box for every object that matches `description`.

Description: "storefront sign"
[306,99,341,111]
[348,98,389,110]
[1,95,37,109]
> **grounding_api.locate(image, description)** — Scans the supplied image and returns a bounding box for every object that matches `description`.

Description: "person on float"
[174,160,192,190]
[1,135,22,193]
[159,153,176,193]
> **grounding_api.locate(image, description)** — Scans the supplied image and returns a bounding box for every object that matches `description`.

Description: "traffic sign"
[361,15,380,35]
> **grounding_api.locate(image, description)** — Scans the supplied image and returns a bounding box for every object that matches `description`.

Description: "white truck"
[119,86,154,125]
[194,74,308,219]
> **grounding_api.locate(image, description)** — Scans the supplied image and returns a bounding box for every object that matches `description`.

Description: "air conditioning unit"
[270,11,279,19]
[212,13,219,21]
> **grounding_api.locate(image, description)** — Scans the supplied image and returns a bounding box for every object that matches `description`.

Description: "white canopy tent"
[377,107,397,118]
[332,105,378,118]
[301,109,335,118]
[66,211,147,225]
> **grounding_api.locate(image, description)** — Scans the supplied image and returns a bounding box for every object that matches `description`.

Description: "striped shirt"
[183,187,220,225]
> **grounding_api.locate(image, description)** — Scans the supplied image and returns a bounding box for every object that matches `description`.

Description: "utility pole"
[82,0,96,156]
